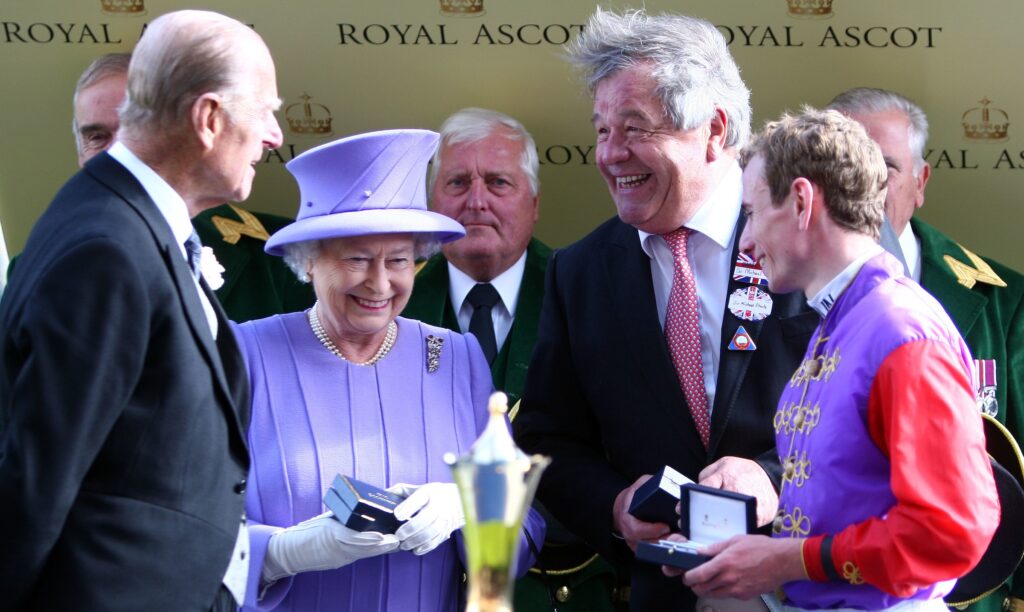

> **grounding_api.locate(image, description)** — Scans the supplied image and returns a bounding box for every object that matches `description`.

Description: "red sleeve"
[823,340,1000,596]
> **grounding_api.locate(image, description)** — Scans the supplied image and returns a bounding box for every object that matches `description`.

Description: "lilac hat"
[265,129,465,255]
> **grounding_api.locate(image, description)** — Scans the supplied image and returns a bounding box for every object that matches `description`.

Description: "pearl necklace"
[307,301,397,366]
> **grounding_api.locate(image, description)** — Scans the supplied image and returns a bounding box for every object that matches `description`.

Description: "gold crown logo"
[440,0,485,16]
[286,93,333,135]
[786,0,834,17]
[100,0,144,14]
[962,98,1009,141]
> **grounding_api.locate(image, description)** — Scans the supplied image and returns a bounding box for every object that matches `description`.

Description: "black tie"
[466,283,501,363]
[184,231,203,281]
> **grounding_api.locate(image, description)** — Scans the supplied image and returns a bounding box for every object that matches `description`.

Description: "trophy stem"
[465,566,512,612]
[446,393,550,612]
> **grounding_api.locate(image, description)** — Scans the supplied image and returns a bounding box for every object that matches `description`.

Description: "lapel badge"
[974,359,998,416]
[733,253,768,286]
[728,286,773,322]
[426,335,444,373]
[728,325,757,351]
[944,244,1007,290]
[211,204,271,244]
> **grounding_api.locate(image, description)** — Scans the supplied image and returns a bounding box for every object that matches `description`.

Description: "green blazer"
[402,238,551,408]
[914,217,1024,612]
[193,204,315,323]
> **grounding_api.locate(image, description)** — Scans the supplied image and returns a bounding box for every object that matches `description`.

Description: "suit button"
[555,586,571,603]
[234,479,247,494]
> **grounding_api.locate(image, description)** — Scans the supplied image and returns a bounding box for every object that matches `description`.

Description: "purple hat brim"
[265,208,465,256]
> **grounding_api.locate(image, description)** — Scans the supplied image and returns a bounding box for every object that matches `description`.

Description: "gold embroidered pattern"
[842,561,864,585]
[789,346,841,387]
[211,204,271,244]
[772,505,811,537]
[773,401,821,435]
[782,452,812,487]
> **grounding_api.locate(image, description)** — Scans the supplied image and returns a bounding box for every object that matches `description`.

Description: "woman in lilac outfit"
[233,130,544,611]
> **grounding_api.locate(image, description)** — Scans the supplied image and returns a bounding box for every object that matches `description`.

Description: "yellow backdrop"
[1,0,1021,272]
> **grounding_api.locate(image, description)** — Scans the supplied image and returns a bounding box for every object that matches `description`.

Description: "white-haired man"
[7,51,313,322]
[404,107,623,611]
[0,10,283,611]
[512,9,819,610]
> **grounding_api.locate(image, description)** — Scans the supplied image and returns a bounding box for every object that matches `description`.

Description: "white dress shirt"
[898,223,922,283]
[448,251,527,354]
[107,142,218,339]
[637,161,743,414]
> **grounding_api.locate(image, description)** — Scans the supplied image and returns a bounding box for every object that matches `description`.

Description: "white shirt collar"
[808,244,884,317]
[107,141,193,256]
[899,222,921,282]
[447,250,528,316]
[637,161,742,256]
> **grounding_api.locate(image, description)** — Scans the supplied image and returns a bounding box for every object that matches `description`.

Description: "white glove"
[262,511,400,582]
[389,482,465,556]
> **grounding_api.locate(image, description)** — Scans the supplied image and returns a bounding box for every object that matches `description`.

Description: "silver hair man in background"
[0,10,282,611]
[829,87,1024,612]
[405,108,624,611]
[72,52,130,167]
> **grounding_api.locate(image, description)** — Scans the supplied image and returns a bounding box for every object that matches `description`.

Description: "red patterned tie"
[663,228,710,448]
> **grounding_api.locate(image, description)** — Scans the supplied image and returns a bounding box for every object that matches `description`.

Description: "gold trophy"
[446,392,549,612]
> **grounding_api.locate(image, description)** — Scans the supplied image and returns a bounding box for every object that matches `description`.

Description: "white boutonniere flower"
[200,246,225,290]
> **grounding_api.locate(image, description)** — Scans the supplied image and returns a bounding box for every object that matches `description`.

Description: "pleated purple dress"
[233,313,543,611]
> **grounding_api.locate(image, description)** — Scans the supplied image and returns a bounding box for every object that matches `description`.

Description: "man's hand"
[671,535,806,600]
[612,475,672,552]
[700,457,778,527]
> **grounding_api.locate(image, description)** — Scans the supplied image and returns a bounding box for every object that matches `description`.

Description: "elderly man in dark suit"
[0,10,283,611]
[64,52,314,322]
[512,9,819,610]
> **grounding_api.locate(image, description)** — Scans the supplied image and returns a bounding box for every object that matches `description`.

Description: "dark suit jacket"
[513,215,818,611]
[0,152,251,611]
[913,217,1024,612]
[401,238,550,407]
[193,204,315,323]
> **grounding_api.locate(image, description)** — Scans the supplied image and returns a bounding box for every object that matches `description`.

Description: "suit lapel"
[408,255,453,326]
[605,223,707,463]
[709,214,765,453]
[86,154,246,444]
[914,218,987,337]
[498,239,549,402]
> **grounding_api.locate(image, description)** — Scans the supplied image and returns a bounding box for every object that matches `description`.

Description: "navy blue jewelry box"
[324,474,406,534]
[636,483,755,570]
[628,465,692,527]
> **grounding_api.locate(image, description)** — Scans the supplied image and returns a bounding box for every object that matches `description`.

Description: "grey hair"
[282,236,442,283]
[72,53,131,153]
[429,107,540,196]
[119,11,257,136]
[826,87,930,176]
[567,7,751,149]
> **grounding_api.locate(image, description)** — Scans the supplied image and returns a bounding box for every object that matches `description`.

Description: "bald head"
[116,10,283,214]
[119,10,270,139]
